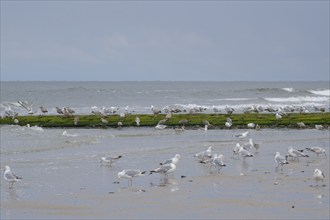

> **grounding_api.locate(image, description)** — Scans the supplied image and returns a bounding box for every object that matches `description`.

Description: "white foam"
[309,89,330,96]
[282,88,294,92]
[264,96,329,103]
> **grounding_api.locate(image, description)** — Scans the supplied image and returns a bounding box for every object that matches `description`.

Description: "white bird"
[275,112,282,120]
[200,154,226,173]
[286,146,309,161]
[100,155,123,165]
[247,123,255,129]
[56,107,64,115]
[313,169,325,186]
[238,146,253,158]
[155,124,167,130]
[225,104,235,114]
[232,143,241,158]
[225,120,232,129]
[297,122,306,128]
[234,131,249,139]
[39,106,48,114]
[101,118,109,124]
[194,146,212,162]
[151,105,161,114]
[117,169,145,186]
[199,124,208,132]
[150,163,176,178]
[315,124,324,130]
[74,116,79,126]
[135,117,140,126]
[160,154,181,165]
[243,138,254,149]
[274,152,289,169]
[212,154,226,172]
[209,154,226,173]
[3,166,22,188]
[305,147,326,157]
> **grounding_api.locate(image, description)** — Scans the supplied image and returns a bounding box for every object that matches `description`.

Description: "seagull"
[201,154,226,173]
[238,146,253,158]
[305,146,326,157]
[297,122,306,129]
[39,106,48,114]
[274,152,289,170]
[101,118,109,124]
[225,117,232,129]
[151,105,161,114]
[232,143,241,158]
[135,117,140,126]
[100,155,123,165]
[3,166,22,188]
[74,116,79,126]
[233,131,249,139]
[160,154,181,165]
[225,104,235,114]
[286,146,309,161]
[315,125,324,130]
[247,123,255,129]
[194,146,212,162]
[275,112,282,120]
[56,107,64,115]
[117,169,145,186]
[150,163,176,178]
[313,169,325,186]
[155,123,167,130]
[243,138,254,150]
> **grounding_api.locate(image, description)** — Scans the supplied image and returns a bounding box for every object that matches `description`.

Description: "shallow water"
[1,125,329,219]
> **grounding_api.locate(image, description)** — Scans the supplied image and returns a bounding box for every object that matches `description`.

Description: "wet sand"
[1,126,329,219]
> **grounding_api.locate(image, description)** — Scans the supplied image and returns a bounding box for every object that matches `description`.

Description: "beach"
[1,126,329,219]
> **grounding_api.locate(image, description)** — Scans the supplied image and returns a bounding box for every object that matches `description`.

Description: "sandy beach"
[1,126,329,219]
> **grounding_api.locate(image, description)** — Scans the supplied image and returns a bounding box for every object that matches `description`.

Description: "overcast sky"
[1,1,329,81]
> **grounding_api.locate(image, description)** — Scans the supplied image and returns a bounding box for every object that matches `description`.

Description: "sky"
[1,1,329,81]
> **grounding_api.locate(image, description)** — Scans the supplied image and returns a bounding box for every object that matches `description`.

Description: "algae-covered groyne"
[1,113,329,129]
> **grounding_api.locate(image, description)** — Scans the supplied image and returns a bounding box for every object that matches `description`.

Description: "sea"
[1,81,329,219]
[0,81,329,116]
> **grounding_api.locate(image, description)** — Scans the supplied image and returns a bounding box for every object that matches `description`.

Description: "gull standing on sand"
[313,169,325,186]
[194,146,212,162]
[274,152,289,170]
[286,146,309,161]
[234,131,249,139]
[160,154,181,165]
[150,163,176,178]
[232,143,241,158]
[305,147,326,157]
[100,155,123,165]
[3,166,22,188]
[238,146,254,158]
[201,154,226,173]
[117,169,146,186]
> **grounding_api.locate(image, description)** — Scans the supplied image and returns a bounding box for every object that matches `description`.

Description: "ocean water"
[1,81,329,116]
[1,81,329,219]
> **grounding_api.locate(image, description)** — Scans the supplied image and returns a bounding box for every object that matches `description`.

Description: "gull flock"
[1,103,328,189]
[3,128,327,189]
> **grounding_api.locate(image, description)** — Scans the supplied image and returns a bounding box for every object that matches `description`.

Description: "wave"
[282,88,294,92]
[308,89,330,96]
[264,96,329,103]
